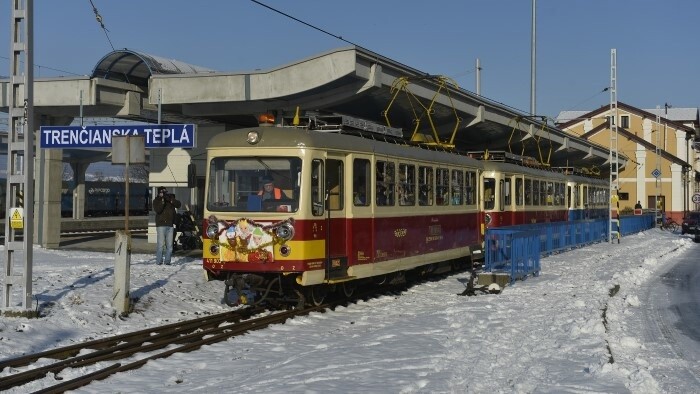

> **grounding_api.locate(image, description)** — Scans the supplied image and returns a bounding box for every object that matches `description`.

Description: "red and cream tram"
[202,121,484,307]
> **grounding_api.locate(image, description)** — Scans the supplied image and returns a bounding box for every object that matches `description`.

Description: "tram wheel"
[341,282,356,298]
[310,285,327,306]
[293,289,306,309]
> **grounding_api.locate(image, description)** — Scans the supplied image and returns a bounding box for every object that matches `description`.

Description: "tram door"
[324,156,349,280]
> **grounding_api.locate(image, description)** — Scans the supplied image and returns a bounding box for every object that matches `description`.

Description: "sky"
[1,0,699,122]
[1,229,699,392]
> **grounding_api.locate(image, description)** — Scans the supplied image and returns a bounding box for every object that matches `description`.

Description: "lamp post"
[655,107,661,225]
[530,0,536,115]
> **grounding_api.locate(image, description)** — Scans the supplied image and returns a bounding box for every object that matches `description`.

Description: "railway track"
[0,305,325,393]
[0,270,441,392]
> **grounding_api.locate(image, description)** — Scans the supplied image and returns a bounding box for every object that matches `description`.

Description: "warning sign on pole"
[9,207,24,229]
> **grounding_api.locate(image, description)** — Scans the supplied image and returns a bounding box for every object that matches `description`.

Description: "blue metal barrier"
[485,229,540,283]
[619,214,655,235]
[484,216,655,285]
[484,220,608,283]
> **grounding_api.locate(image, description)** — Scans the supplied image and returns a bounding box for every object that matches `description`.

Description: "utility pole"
[609,49,620,243]
[655,106,661,224]
[475,58,481,96]
[4,0,35,311]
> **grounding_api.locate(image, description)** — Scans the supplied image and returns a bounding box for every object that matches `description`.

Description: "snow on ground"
[0,228,698,393]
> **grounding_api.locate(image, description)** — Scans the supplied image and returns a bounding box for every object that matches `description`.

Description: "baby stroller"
[173,207,203,251]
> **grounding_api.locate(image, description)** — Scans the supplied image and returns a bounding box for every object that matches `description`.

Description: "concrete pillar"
[113,230,131,315]
[38,149,63,248]
[635,150,646,204]
[671,163,683,216]
[36,115,73,248]
[70,162,88,219]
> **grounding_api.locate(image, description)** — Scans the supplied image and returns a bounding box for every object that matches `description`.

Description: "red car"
[681,211,700,241]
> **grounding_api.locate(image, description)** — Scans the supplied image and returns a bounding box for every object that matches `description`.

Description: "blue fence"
[484,215,654,284]
[484,229,541,282]
[619,213,655,235]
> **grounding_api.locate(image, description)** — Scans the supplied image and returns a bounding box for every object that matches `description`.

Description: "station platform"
[58,230,202,258]
[1,216,149,235]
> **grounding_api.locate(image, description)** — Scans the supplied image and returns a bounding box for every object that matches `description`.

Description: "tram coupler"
[224,274,265,306]
[458,269,504,296]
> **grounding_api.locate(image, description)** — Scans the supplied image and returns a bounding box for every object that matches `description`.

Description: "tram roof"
[208,126,485,169]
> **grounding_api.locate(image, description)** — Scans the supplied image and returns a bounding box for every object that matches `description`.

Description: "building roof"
[556,105,699,126]
[555,102,697,134]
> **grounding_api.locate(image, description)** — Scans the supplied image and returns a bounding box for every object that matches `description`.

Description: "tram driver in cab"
[258,175,288,201]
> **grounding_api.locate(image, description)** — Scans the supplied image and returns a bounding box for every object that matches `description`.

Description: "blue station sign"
[39,124,195,148]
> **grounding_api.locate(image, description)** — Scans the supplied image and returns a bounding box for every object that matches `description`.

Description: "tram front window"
[206,156,302,213]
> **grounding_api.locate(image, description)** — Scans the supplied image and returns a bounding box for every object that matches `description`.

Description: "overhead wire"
[249,0,368,51]
[561,86,610,114]
[0,55,83,76]
[88,0,115,51]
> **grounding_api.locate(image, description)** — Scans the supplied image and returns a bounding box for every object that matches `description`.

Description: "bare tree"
[128,164,149,183]
[62,163,74,181]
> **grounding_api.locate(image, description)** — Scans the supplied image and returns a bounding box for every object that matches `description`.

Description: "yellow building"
[556,103,699,222]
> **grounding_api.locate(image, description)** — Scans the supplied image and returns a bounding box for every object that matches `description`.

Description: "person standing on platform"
[634,201,642,209]
[153,186,181,265]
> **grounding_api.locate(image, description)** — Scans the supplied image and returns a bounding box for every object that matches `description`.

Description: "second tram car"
[472,151,609,231]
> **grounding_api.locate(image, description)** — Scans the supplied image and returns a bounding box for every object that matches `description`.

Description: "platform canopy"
[91,49,215,87]
[1,47,625,175]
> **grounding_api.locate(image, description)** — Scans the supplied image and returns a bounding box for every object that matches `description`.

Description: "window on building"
[620,115,629,128]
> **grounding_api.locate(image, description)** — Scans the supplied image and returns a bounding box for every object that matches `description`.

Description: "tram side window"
[503,177,512,206]
[483,178,495,210]
[398,163,416,206]
[515,177,523,206]
[326,159,343,211]
[540,181,549,206]
[582,185,588,207]
[556,182,564,206]
[532,180,539,205]
[418,166,433,206]
[311,159,324,216]
[525,178,533,206]
[593,187,602,206]
[546,181,554,206]
[436,168,449,206]
[602,188,609,207]
[451,170,463,205]
[465,170,476,205]
[376,160,395,206]
[353,159,370,206]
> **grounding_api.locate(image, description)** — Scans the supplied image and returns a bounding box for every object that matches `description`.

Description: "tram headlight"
[275,223,295,241]
[279,245,291,257]
[206,225,219,239]
[210,244,219,255]
[246,130,261,145]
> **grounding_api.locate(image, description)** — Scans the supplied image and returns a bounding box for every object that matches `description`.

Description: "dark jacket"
[153,195,181,227]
